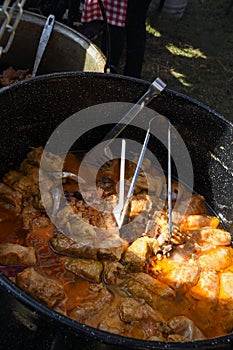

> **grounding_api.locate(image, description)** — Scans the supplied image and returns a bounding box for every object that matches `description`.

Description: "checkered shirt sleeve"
[81,0,128,27]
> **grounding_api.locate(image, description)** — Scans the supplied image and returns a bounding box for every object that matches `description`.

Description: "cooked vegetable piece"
[64,257,103,283]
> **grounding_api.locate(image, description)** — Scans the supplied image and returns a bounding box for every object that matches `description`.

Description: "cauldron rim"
[1,70,232,128]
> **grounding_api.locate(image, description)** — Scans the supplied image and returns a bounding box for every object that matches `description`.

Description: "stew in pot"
[0,146,232,342]
[0,67,31,87]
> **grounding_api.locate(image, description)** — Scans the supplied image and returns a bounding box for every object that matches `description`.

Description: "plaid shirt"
[81,0,128,27]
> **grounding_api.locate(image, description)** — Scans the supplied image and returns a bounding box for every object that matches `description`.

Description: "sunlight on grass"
[170,69,192,87]
[166,43,207,59]
[146,22,161,37]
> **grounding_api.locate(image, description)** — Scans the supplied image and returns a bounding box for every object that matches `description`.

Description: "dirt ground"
[139,0,233,122]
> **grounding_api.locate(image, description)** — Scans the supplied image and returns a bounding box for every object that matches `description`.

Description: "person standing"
[81,0,127,73]
[124,0,152,78]
[81,0,152,78]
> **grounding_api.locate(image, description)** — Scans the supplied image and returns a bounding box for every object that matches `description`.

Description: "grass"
[141,0,233,121]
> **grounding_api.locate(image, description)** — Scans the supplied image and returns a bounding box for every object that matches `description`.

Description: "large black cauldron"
[0,11,106,74]
[0,72,232,350]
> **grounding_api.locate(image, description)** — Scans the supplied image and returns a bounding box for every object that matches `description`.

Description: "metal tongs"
[31,14,55,77]
[113,119,173,237]
[85,77,166,168]
[113,122,152,229]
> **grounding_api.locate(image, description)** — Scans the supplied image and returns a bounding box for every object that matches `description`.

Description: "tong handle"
[103,77,166,146]
[31,14,55,77]
[113,139,126,226]
[118,128,151,228]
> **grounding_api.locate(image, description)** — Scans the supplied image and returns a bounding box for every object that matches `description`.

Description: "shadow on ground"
[140,0,233,122]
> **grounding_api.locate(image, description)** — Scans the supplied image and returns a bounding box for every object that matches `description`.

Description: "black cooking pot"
[0,11,105,74]
[0,72,232,350]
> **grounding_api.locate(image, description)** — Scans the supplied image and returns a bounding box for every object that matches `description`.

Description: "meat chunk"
[50,232,98,259]
[3,170,38,198]
[21,203,41,229]
[154,257,200,294]
[129,194,153,217]
[98,306,128,335]
[25,147,43,166]
[122,272,175,312]
[179,214,220,232]
[188,268,219,302]
[118,297,174,340]
[64,257,103,283]
[123,236,159,270]
[103,261,126,285]
[51,226,128,261]
[193,227,231,246]
[16,267,65,308]
[119,297,164,323]
[168,316,206,341]
[174,194,207,221]
[186,268,219,336]
[57,196,117,230]
[96,230,129,260]
[0,67,31,87]
[134,272,176,299]
[40,150,64,172]
[198,247,233,271]
[0,243,36,265]
[69,283,113,324]
[217,271,233,334]
[0,183,23,213]
[185,194,207,214]
[123,278,154,305]
[127,172,163,196]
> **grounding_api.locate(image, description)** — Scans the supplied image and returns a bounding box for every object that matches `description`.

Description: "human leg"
[101,24,125,72]
[124,0,152,78]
